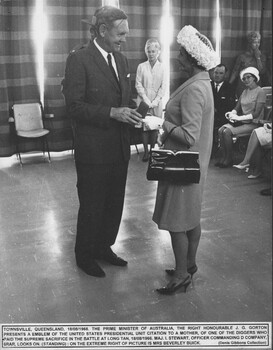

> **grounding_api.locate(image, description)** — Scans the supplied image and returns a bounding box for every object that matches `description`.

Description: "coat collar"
[170,71,210,99]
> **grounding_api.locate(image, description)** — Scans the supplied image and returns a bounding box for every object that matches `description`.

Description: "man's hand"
[110,107,143,127]
[150,101,158,109]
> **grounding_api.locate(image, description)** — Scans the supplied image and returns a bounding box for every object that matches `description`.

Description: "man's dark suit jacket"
[211,80,236,128]
[62,41,136,164]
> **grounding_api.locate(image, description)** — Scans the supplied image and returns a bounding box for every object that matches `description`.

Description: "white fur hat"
[177,25,220,70]
[240,67,260,82]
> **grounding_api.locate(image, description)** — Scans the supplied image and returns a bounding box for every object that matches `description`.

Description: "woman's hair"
[145,38,161,54]
[91,6,127,37]
[247,31,261,44]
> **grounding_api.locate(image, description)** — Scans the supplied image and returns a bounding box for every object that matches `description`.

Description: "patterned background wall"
[0,0,271,156]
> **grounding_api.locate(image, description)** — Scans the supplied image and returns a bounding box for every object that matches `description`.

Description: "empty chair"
[12,102,51,165]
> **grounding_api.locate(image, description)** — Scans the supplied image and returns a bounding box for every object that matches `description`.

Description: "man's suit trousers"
[75,161,129,263]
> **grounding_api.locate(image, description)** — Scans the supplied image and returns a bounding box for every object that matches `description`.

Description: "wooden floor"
[0,148,271,324]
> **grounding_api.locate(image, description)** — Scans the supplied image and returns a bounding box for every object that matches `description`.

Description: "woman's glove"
[230,114,253,121]
[157,133,164,147]
[143,116,163,130]
[225,110,237,120]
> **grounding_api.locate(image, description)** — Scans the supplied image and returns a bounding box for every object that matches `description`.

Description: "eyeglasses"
[242,75,254,81]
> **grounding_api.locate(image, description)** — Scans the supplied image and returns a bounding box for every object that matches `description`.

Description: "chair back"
[262,86,272,120]
[13,103,44,132]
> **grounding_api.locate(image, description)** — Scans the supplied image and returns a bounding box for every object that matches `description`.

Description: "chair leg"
[135,144,139,154]
[71,131,75,156]
[18,152,22,165]
[15,137,22,165]
[44,136,51,162]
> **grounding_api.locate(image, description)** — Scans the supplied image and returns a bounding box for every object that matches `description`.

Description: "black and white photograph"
[0,1,272,349]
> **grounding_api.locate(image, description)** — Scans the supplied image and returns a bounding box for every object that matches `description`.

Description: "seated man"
[211,64,236,149]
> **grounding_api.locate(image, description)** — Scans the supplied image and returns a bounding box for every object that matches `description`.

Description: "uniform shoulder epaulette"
[69,43,88,55]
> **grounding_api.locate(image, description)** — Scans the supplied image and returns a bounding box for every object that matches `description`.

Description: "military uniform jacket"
[62,41,135,164]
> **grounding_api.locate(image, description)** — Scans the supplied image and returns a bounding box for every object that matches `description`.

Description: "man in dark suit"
[210,64,236,151]
[62,6,143,277]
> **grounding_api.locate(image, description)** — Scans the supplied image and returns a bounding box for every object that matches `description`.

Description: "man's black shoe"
[260,188,272,196]
[97,248,128,266]
[77,259,105,277]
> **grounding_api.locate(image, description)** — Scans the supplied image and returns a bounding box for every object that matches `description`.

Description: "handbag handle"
[161,126,177,146]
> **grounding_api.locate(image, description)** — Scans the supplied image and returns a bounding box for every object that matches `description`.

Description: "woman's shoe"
[248,173,262,179]
[188,264,198,276]
[233,163,250,170]
[166,264,198,277]
[156,275,191,295]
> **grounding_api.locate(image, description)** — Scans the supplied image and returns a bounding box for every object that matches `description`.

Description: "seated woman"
[215,67,266,167]
[233,121,272,179]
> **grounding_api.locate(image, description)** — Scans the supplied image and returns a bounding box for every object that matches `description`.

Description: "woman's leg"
[142,131,149,161]
[149,130,158,150]
[238,130,260,165]
[186,224,201,269]
[170,231,189,280]
[163,226,201,288]
[249,146,263,176]
[156,231,191,293]
[222,127,233,165]
[217,127,226,164]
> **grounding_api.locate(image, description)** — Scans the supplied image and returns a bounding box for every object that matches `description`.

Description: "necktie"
[107,53,120,86]
[216,83,220,92]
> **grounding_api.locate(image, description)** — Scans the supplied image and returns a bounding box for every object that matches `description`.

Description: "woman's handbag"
[146,127,201,184]
[228,120,243,127]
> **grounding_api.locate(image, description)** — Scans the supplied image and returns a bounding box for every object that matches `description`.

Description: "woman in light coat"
[136,38,167,161]
[153,25,220,294]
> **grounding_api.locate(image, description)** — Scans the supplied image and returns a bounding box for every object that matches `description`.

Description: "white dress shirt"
[94,39,119,79]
